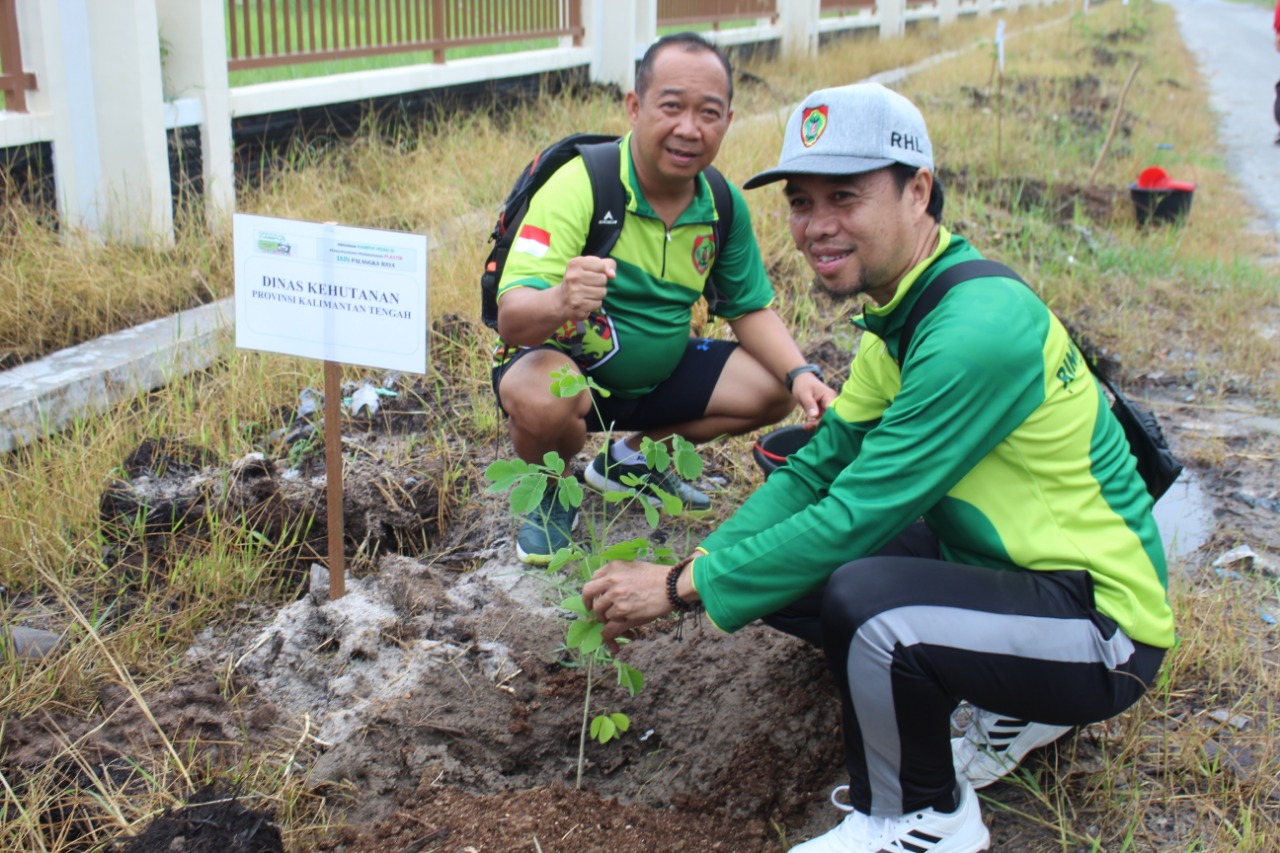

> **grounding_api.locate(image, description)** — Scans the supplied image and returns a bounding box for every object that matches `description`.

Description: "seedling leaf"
[641,438,671,472]
[672,436,704,480]
[561,595,590,616]
[566,619,603,654]
[540,451,566,476]
[509,476,547,514]
[591,714,618,743]
[616,663,644,696]
[600,539,649,561]
[558,476,584,507]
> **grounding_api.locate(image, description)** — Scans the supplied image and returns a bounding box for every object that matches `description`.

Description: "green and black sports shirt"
[494,132,774,398]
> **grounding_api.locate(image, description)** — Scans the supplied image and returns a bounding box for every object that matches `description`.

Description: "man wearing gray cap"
[581,82,1172,851]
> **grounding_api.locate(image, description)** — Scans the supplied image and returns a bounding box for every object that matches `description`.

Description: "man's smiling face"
[625,46,733,195]
[784,168,932,306]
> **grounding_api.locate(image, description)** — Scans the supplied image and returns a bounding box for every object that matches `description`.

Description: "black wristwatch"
[785,363,825,392]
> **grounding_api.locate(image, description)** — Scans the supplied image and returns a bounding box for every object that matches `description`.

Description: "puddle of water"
[1152,470,1214,561]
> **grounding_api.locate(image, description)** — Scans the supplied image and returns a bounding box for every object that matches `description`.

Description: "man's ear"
[910,169,934,218]
[624,90,641,126]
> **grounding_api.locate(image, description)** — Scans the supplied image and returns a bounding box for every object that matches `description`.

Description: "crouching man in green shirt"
[581,82,1173,853]
[492,32,837,565]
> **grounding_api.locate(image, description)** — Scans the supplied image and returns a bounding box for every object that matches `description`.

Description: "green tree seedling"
[484,365,704,788]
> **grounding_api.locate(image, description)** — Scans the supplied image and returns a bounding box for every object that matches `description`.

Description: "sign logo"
[691,233,717,275]
[801,106,829,147]
[257,232,292,255]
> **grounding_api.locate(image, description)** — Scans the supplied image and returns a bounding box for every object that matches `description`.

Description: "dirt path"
[1163,0,1280,236]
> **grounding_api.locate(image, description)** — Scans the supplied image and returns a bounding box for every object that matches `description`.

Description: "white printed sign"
[233,214,428,373]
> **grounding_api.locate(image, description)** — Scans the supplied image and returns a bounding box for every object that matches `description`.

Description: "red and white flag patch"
[513,224,551,258]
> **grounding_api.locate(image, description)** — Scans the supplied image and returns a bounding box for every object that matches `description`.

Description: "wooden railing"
[226,0,585,71]
[0,0,36,112]
[656,0,777,28]
[820,0,876,12]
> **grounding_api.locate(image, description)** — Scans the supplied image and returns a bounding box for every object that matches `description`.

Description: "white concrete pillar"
[18,0,98,239]
[156,0,233,233]
[938,0,960,26]
[880,0,906,40]
[635,0,657,54]
[780,0,819,60]
[587,0,638,92]
[78,0,173,244]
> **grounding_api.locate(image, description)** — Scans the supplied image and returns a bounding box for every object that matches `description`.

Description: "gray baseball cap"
[743,82,933,189]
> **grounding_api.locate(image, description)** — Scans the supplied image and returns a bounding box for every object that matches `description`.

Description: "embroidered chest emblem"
[691,233,717,275]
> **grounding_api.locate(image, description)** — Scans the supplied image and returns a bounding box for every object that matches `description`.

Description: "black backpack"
[480,134,735,332]
[897,259,1183,502]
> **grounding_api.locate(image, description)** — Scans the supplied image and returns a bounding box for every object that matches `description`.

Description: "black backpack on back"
[480,134,735,332]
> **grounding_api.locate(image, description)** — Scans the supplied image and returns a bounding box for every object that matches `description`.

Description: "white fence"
[0,0,1047,245]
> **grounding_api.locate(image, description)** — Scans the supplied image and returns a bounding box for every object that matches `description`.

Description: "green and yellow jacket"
[694,230,1174,649]
[494,133,774,398]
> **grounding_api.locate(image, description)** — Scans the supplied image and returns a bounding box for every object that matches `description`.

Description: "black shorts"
[491,337,738,433]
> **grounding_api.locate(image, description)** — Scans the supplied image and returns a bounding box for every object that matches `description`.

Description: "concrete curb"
[0,297,234,453]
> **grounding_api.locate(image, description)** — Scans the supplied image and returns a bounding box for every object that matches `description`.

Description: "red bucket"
[752,425,813,478]
[1130,166,1195,226]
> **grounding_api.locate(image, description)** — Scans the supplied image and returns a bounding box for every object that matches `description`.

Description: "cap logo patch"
[801,106,828,148]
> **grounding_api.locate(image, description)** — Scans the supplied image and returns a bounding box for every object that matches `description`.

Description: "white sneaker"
[951,707,1072,790]
[791,780,990,852]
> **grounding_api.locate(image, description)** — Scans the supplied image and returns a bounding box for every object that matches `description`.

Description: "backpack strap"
[570,142,738,353]
[577,143,734,262]
[702,165,735,316]
[576,140,627,259]
[705,165,735,247]
[564,140,626,359]
[896,259,1023,367]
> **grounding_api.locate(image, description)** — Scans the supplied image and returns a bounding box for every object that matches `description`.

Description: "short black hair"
[635,32,734,106]
[889,163,944,222]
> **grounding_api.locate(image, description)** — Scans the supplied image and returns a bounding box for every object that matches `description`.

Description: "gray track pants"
[763,522,1166,817]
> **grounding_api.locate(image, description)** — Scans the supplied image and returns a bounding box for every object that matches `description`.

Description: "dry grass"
[2,0,1279,850]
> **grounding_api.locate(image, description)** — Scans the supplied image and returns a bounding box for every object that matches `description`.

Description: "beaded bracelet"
[666,557,703,614]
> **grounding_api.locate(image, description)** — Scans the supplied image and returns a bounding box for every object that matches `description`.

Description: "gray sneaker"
[583,451,710,510]
[515,485,579,565]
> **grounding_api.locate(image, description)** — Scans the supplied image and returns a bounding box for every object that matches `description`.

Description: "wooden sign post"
[323,359,346,599]
[232,214,428,599]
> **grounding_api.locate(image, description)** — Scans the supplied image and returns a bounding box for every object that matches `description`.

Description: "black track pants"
[763,523,1166,817]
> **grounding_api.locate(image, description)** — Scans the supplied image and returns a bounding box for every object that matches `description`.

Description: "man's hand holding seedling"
[583,558,698,653]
